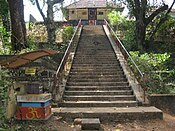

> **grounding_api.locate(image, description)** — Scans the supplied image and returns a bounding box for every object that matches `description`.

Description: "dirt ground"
[10,112,175,131]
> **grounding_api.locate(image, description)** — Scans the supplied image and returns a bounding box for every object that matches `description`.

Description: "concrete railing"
[104,19,146,102]
[53,19,82,101]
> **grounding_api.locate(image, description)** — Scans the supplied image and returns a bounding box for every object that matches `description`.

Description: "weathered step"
[70,68,123,72]
[69,71,124,76]
[52,107,163,121]
[64,95,136,101]
[73,57,117,61]
[74,56,117,59]
[76,51,115,53]
[74,57,117,60]
[68,74,126,79]
[73,59,117,61]
[66,86,131,91]
[72,63,121,67]
[64,90,133,96]
[73,61,120,64]
[71,66,121,69]
[67,78,127,82]
[66,82,129,86]
[58,101,137,107]
[75,54,115,57]
[77,46,112,48]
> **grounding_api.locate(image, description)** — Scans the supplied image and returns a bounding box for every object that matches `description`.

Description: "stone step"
[76,51,115,54]
[72,63,121,67]
[75,53,116,57]
[58,101,137,107]
[67,78,127,82]
[70,68,123,72]
[66,82,129,86]
[71,66,121,69]
[75,54,116,57]
[81,118,101,130]
[73,61,120,64]
[69,71,124,76]
[52,107,163,122]
[76,51,114,53]
[66,86,131,91]
[74,55,116,58]
[74,56,117,59]
[69,74,126,79]
[77,45,112,48]
[69,71,124,75]
[64,95,136,101]
[64,90,133,96]
[68,74,126,79]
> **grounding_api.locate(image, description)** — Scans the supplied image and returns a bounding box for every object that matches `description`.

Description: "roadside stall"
[0,49,60,120]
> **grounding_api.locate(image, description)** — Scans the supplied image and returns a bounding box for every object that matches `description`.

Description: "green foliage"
[129,51,175,94]
[108,11,124,26]
[26,33,38,51]
[121,20,137,51]
[108,10,137,51]
[62,26,74,44]
[0,0,8,17]
[147,13,175,42]
[61,7,68,20]
[0,69,9,129]
[0,23,11,54]
[27,23,47,43]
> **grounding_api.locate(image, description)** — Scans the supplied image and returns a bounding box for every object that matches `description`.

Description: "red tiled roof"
[0,49,59,69]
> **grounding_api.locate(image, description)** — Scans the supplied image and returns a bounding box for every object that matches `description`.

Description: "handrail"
[53,19,82,101]
[104,19,144,78]
[104,19,146,102]
[56,19,81,76]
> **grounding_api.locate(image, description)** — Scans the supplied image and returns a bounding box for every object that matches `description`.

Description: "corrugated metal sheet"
[66,0,122,9]
[0,49,59,69]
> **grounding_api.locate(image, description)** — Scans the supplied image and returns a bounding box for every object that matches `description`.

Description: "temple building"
[65,0,124,25]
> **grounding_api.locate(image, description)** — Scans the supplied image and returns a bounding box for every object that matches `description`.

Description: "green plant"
[121,20,137,51]
[107,10,137,51]
[108,10,124,26]
[0,69,9,130]
[0,24,11,54]
[62,26,74,44]
[26,34,38,51]
[129,51,172,94]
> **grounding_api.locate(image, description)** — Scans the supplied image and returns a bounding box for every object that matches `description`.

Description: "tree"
[7,0,27,52]
[123,0,175,52]
[31,0,64,44]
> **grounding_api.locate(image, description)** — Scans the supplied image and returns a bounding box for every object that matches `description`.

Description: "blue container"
[18,100,51,108]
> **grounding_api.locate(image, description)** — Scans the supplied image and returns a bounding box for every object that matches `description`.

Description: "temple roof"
[66,0,123,9]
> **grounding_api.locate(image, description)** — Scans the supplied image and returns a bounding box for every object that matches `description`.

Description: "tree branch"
[146,4,168,25]
[53,0,64,5]
[35,0,47,22]
[141,0,147,16]
[148,0,175,41]
[126,0,137,17]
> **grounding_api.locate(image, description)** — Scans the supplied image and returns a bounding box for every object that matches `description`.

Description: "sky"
[24,0,175,22]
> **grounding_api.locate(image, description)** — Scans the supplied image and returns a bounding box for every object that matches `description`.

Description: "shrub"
[62,26,74,44]
[129,51,173,94]
[0,70,9,129]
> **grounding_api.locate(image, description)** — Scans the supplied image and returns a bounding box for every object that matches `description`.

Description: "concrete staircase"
[53,25,162,121]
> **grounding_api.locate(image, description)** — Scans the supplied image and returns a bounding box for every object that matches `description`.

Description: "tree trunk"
[35,0,64,44]
[18,0,27,46]
[7,0,26,52]
[136,20,147,52]
[47,0,56,44]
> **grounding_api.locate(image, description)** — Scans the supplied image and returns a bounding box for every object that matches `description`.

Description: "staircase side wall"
[103,25,145,105]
